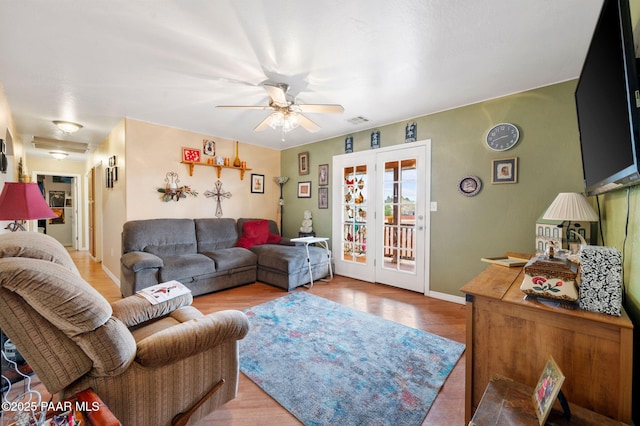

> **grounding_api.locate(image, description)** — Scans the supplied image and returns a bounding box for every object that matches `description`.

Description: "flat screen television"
[575,0,640,196]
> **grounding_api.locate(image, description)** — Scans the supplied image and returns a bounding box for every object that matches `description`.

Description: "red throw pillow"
[267,232,282,244]
[236,220,270,249]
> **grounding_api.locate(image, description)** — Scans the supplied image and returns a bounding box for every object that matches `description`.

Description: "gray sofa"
[120,217,331,296]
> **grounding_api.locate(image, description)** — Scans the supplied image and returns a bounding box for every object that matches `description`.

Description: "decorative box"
[520,256,579,301]
[578,246,622,316]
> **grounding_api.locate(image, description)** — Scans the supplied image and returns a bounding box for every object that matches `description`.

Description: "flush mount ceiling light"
[49,151,68,160]
[52,120,83,134]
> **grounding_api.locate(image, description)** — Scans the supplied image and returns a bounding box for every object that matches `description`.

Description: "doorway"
[31,171,83,250]
[332,141,430,293]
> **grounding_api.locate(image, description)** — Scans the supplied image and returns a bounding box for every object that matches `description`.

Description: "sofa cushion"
[250,244,329,273]
[158,254,215,282]
[236,220,270,249]
[195,218,238,252]
[202,247,257,271]
[122,219,197,256]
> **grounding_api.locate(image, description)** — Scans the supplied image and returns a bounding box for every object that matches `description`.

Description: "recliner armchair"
[0,232,249,426]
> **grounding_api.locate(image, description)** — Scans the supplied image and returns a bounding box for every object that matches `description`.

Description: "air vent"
[32,137,89,153]
[347,116,370,125]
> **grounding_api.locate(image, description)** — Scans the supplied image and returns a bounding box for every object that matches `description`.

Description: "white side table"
[290,236,333,288]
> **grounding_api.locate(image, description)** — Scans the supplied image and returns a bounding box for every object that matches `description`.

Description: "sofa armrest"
[121,251,163,272]
[279,237,295,246]
[111,293,193,327]
[135,310,250,367]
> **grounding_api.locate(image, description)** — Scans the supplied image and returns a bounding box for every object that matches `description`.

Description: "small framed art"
[182,147,201,163]
[532,356,565,425]
[298,181,312,198]
[319,164,329,186]
[491,157,518,184]
[251,174,265,193]
[318,187,328,209]
[203,139,216,156]
[298,152,309,175]
[345,136,353,153]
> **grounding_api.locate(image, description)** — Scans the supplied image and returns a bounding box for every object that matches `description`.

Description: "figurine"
[300,210,313,233]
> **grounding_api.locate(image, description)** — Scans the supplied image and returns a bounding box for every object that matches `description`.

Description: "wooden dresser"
[461,256,633,424]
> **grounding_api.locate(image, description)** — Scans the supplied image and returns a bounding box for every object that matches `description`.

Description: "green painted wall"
[281,80,584,297]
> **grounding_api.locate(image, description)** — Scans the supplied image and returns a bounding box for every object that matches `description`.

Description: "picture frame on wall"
[318,164,329,186]
[49,191,65,207]
[318,187,328,209]
[298,181,312,198]
[182,147,201,163]
[251,174,265,193]
[491,157,518,184]
[345,136,353,153]
[203,139,216,156]
[298,152,310,175]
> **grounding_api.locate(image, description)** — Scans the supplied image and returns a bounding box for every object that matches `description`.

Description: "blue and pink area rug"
[240,292,465,425]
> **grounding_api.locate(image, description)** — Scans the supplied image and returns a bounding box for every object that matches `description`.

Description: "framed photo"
[203,139,216,156]
[49,190,66,207]
[345,136,353,153]
[298,152,309,175]
[491,157,518,184]
[370,130,380,149]
[318,187,328,209]
[532,357,566,425]
[318,164,329,186]
[298,181,312,198]
[251,173,265,193]
[182,147,201,163]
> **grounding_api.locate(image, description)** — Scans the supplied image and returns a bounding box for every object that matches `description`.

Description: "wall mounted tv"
[575,0,640,196]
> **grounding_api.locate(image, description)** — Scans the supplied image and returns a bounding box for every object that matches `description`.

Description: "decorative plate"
[457,175,482,197]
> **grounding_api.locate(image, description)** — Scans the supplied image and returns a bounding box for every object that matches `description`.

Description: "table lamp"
[0,182,58,232]
[542,192,599,250]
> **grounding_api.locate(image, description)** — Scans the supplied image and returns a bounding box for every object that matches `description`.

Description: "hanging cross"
[204,180,232,218]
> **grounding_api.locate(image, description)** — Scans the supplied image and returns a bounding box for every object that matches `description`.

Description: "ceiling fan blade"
[298,114,320,133]
[263,83,289,107]
[216,105,273,110]
[297,104,344,114]
[254,116,272,132]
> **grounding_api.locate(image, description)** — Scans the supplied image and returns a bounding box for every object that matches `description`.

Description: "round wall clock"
[457,175,482,197]
[486,123,520,151]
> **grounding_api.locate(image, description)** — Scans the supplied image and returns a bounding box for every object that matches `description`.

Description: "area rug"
[240,292,465,426]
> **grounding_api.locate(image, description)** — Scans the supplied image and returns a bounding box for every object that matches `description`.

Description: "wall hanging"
[157,172,198,202]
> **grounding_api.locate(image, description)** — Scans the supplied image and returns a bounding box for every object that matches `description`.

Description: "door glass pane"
[342,164,367,263]
[382,159,417,273]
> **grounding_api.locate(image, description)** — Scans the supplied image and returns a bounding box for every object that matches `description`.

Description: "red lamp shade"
[0,182,57,231]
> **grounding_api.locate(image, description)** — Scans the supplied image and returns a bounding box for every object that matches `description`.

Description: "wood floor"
[49,250,467,425]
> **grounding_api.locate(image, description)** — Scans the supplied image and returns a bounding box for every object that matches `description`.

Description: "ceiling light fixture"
[52,120,83,134]
[49,151,69,160]
[268,111,300,133]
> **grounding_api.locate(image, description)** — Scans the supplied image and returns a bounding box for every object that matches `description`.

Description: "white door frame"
[332,140,431,294]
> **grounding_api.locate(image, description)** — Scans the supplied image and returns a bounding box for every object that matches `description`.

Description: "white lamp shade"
[542,192,599,222]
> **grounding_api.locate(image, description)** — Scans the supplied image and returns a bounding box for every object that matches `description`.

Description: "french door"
[332,141,430,293]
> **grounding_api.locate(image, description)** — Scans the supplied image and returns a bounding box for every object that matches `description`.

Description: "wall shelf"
[181,161,252,180]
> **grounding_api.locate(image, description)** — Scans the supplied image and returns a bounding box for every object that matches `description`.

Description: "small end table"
[290,236,333,288]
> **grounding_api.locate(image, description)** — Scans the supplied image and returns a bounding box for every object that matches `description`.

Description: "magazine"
[137,280,191,304]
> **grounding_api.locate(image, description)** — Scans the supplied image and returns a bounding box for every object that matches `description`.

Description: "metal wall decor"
[205,180,232,217]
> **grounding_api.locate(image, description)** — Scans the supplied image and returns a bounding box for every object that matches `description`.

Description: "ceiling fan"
[216,83,344,134]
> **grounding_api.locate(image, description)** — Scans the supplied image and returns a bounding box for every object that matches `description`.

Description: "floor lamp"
[0,182,57,232]
[274,176,289,236]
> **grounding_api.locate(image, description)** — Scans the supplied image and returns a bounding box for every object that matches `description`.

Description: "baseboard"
[427,290,465,305]
[101,264,121,288]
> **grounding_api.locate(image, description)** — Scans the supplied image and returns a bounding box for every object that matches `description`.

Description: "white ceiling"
[0,0,604,161]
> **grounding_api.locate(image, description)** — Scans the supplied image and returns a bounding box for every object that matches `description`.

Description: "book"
[481,256,529,267]
[136,280,191,305]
